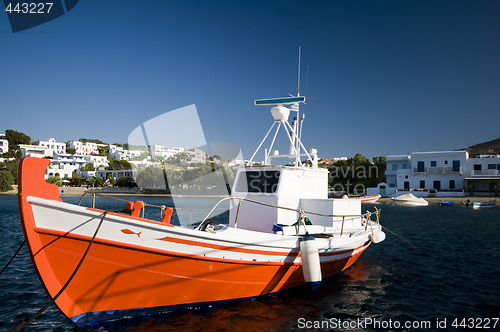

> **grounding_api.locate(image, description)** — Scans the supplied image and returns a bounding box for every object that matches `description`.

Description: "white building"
[68,141,100,155]
[109,145,146,161]
[109,145,126,160]
[130,160,162,168]
[383,150,500,196]
[19,137,66,158]
[96,169,138,181]
[150,145,184,160]
[185,147,206,164]
[466,154,500,192]
[45,153,87,179]
[85,155,109,168]
[217,159,246,168]
[36,138,66,155]
[0,134,8,154]
[19,145,47,158]
[78,170,97,179]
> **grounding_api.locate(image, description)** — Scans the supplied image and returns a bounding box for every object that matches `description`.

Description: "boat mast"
[247,47,318,168]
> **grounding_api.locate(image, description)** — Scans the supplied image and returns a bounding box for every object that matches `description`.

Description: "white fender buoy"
[300,233,322,290]
[370,231,386,244]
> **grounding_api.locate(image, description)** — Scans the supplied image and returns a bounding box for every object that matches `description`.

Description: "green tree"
[87,176,104,187]
[327,153,386,196]
[107,159,133,170]
[109,174,117,186]
[115,176,137,188]
[80,163,95,171]
[46,176,61,186]
[0,170,14,192]
[97,145,109,156]
[136,166,166,189]
[79,138,106,145]
[0,160,19,184]
[166,152,187,166]
[5,129,31,154]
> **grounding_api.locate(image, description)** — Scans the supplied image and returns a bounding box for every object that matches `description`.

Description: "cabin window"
[234,170,280,193]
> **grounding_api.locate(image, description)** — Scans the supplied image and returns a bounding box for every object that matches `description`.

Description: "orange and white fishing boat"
[344,194,381,203]
[18,95,385,327]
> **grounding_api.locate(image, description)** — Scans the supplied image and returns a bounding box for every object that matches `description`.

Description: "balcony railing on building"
[470,169,500,177]
[413,166,463,175]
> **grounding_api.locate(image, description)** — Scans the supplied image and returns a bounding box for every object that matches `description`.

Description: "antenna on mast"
[297,46,301,97]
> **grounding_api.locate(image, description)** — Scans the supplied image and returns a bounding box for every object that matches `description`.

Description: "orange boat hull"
[18,157,370,326]
[33,229,366,325]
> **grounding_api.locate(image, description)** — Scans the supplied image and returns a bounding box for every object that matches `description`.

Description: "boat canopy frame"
[247,96,318,168]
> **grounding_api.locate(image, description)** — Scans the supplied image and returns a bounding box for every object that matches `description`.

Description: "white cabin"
[228,95,361,233]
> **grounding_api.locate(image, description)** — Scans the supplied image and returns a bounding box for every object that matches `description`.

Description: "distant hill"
[462,137,500,156]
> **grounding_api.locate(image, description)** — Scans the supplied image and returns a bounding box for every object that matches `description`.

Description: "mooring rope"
[0,240,25,276]
[381,224,428,255]
[9,211,109,332]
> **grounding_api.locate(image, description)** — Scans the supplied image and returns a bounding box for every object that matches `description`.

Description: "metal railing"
[77,191,226,225]
[413,166,462,175]
[471,169,499,176]
[196,196,382,237]
[76,191,382,237]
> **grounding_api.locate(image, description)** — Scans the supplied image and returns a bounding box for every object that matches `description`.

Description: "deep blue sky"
[1,0,499,160]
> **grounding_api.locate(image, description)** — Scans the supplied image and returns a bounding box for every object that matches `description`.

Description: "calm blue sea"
[1,194,500,331]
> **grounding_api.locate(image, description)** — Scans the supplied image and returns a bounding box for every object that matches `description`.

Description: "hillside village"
[0,130,245,191]
[1,129,499,196]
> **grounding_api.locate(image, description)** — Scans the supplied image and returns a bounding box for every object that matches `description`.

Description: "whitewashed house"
[19,138,66,158]
[68,141,99,155]
[150,145,184,160]
[466,154,500,192]
[109,144,146,161]
[36,138,66,155]
[46,153,87,179]
[96,169,138,181]
[85,155,109,168]
[19,145,47,158]
[185,147,206,164]
[380,150,500,196]
[0,134,8,154]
